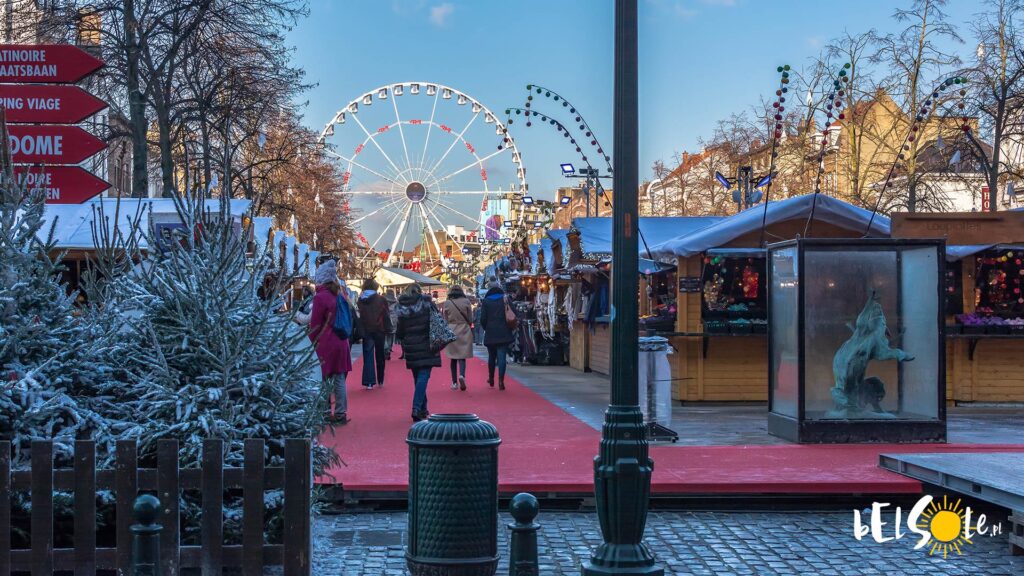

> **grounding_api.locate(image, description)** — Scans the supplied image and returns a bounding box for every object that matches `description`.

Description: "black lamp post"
[581,1,662,575]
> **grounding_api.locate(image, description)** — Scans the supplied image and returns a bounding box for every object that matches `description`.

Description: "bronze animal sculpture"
[828,290,913,418]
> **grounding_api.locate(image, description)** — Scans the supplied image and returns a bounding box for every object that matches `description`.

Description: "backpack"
[429,304,457,352]
[332,294,354,340]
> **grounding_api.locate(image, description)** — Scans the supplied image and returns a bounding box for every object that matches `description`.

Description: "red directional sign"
[7,125,106,164]
[14,165,111,203]
[0,85,107,124]
[0,44,104,83]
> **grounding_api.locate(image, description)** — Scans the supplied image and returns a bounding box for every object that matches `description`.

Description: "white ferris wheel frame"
[316,81,530,268]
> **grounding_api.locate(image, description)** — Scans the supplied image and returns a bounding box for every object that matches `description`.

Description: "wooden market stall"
[555,216,723,375]
[648,194,892,403]
[40,198,256,299]
[893,210,1024,403]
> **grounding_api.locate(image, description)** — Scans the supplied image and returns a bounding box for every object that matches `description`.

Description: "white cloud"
[392,0,427,16]
[674,3,698,19]
[429,2,454,27]
[646,0,698,20]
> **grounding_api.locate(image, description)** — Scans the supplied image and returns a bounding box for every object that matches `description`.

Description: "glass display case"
[767,239,946,443]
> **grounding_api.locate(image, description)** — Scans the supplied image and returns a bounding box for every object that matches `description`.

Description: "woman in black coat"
[396,284,442,421]
[479,280,514,390]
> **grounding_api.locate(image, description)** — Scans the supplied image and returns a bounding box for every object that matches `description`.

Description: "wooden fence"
[1,438,311,575]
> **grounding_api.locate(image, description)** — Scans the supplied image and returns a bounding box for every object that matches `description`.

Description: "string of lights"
[522,84,613,174]
[862,75,970,235]
[757,64,791,246]
[804,62,853,237]
[504,84,614,213]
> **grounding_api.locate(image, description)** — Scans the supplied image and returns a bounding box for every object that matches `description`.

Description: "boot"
[487,373,495,387]
[498,375,505,391]
[459,376,466,391]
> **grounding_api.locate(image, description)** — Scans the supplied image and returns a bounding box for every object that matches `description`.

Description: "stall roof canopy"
[374,266,444,287]
[540,237,555,275]
[40,198,252,250]
[946,244,1024,261]
[649,194,891,258]
[571,216,723,256]
[546,229,571,272]
[527,243,540,274]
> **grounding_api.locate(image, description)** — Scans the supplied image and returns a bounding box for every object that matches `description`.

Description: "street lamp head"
[560,195,571,205]
[715,171,731,190]
[560,163,575,175]
[521,195,534,205]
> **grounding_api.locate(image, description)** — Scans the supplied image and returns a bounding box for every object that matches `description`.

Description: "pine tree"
[90,194,334,471]
[0,117,122,465]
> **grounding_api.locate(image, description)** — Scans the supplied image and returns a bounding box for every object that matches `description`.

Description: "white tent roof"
[649,194,891,258]
[946,244,1024,261]
[572,216,723,256]
[374,266,444,287]
[40,198,252,250]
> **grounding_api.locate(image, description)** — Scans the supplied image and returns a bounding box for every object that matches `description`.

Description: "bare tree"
[965,0,1024,209]
[874,0,963,211]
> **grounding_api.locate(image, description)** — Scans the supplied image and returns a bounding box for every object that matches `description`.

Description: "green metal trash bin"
[407,413,501,576]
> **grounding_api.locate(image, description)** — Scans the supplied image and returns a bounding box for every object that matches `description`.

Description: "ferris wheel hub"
[405,181,427,203]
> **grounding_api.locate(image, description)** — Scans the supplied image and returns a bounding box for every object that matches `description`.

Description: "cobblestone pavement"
[312,509,1024,575]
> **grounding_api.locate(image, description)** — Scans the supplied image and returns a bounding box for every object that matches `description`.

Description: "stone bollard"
[130,494,162,576]
[406,414,501,576]
[507,493,540,576]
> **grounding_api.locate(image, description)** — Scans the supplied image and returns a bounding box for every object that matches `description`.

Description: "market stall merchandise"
[943,245,1024,402]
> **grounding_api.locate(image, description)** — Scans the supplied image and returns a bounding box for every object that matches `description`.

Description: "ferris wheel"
[317,82,528,267]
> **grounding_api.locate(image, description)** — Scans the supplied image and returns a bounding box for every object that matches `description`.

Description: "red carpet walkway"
[317,354,1023,496]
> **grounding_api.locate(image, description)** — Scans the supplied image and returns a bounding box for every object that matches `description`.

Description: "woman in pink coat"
[309,260,353,424]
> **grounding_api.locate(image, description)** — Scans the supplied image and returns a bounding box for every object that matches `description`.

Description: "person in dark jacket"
[479,279,514,390]
[357,278,390,389]
[396,284,442,421]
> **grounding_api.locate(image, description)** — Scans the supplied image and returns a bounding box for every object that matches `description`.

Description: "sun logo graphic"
[918,496,975,558]
[853,494,1003,558]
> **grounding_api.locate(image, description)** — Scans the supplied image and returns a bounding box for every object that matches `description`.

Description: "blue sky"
[288,0,978,239]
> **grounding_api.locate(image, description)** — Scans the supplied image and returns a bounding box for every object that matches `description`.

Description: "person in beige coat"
[442,285,475,391]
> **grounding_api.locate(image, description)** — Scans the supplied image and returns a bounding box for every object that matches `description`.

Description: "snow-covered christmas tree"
[0,116,122,466]
[89,193,334,471]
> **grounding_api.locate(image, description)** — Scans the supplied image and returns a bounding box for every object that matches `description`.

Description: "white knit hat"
[314,259,338,285]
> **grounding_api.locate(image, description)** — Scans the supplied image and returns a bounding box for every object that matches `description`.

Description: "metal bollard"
[130,494,162,576]
[406,414,501,576]
[507,493,540,576]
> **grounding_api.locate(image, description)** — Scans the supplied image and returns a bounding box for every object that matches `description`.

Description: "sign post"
[0,43,109,204]
[0,84,108,124]
[14,165,112,203]
[7,125,106,164]
[0,45,104,83]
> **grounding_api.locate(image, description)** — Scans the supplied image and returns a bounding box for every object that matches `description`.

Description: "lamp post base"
[582,405,664,576]
[581,546,664,575]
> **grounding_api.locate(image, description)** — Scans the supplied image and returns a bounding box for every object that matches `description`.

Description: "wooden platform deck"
[879,452,1024,555]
